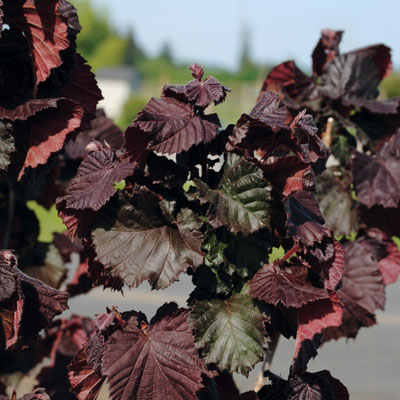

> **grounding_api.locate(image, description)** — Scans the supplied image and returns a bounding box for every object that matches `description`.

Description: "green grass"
[26,201,66,243]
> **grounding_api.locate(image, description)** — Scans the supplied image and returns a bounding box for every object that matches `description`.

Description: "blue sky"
[91,0,400,71]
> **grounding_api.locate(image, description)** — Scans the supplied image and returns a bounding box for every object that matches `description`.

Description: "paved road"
[64,275,400,399]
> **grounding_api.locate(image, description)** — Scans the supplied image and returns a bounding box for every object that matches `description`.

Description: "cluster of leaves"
[0,2,398,398]
[260,28,400,342]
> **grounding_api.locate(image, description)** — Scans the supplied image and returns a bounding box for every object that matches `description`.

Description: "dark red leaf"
[259,61,314,101]
[227,92,290,152]
[63,149,135,211]
[68,347,105,400]
[0,98,59,120]
[353,130,400,208]
[3,0,70,86]
[340,238,385,315]
[250,262,328,308]
[163,64,230,108]
[285,190,331,247]
[123,124,150,167]
[286,371,348,400]
[311,29,343,76]
[290,110,329,163]
[320,44,392,100]
[366,228,400,285]
[102,303,207,400]
[56,198,96,239]
[285,371,335,400]
[58,54,103,116]
[134,96,220,155]
[18,268,69,343]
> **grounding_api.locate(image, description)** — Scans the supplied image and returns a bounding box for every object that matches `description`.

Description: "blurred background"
[43,1,399,399]
[69,0,400,129]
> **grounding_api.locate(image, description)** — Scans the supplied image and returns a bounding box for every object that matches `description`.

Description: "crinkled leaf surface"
[0,121,15,171]
[320,44,392,100]
[195,153,271,235]
[339,238,385,315]
[353,130,400,208]
[64,149,135,211]
[164,64,230,108]
[260,61,315,101]
[92,188,204,289]
[250,262,328,308]
[68,347,105,400]
[134,96,220,154]
[102,303,207,400]
[3,0,70,86]
[286,371,336,400]
[189,293,267,376]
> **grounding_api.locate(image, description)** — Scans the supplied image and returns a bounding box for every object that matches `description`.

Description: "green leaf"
[316,170,358,236]
[91,187,204,289]
[0,122,15,171]
[189,292,267,376]
[195,153,271,236]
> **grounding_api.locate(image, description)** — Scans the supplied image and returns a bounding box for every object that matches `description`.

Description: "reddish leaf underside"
[17,99,85,179]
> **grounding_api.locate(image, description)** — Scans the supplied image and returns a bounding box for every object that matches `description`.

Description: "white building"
[96,66,141,120]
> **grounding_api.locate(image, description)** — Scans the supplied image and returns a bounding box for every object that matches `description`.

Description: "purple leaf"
[250,262,328,308]
[102,303,207,400]
[134,96,220,155]
[63,149,135,211]
[353,130,400,208]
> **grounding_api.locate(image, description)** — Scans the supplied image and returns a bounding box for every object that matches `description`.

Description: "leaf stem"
[282,243,300,261]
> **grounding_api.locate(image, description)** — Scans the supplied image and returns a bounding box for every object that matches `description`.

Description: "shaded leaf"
[0,121,15,171]
[3,0,70,86]
[189,293,267,376]
[65,109,124,160]
[316,170,358,236]
[58,54,103,117]
[195,153,271,235]
[285,190,331,247]
[102,303,207,400]
[92,188,204,289]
